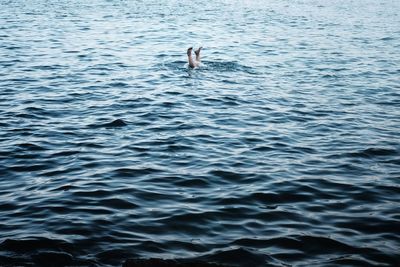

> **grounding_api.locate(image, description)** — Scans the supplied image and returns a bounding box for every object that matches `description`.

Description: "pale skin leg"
[195,47,202,62]
[187,47,202,68]
[187,47,196,68]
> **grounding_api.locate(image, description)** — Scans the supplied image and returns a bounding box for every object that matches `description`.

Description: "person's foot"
[195,47,202,56]
[187,47,193,56]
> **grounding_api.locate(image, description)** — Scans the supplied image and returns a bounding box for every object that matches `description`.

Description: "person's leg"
[195,47,202,62]
[187,47,195,68]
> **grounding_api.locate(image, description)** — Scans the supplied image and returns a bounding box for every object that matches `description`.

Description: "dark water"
[1,0,400,266]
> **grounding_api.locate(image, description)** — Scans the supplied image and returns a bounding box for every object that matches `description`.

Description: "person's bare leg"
[195,47,202,62]
[187,47,196,68]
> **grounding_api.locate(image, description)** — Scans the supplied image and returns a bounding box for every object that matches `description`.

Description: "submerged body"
[187,47,202,68]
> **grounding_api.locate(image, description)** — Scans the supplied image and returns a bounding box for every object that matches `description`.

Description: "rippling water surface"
[1,0,400,266]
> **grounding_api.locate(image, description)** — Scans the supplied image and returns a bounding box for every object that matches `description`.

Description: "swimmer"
[187,47,202,68]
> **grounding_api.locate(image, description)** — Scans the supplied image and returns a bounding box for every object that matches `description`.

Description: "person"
[187,47,202,68]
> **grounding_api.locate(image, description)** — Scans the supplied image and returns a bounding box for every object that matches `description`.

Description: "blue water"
[1,0,400,266]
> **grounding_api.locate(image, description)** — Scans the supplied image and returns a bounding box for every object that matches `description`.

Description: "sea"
[0,0,399,266]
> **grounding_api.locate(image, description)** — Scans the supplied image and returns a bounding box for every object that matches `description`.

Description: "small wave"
[88,118,128,128]
[123,258,231,267]
[380,36,394,41]
[50,150,80,157]
[0,238,72,253]
[361,147,398,157]
[0,238,95,266]
[16,143,47,151]
[198,247,274,267]
[107,81,129,88]
[174,176,211,187]
[113,167,162,177]
[209,170,245,182]
[32,252,74,266]
[334,147,398,159]
[98,197,139,209]
[9,164,49,172]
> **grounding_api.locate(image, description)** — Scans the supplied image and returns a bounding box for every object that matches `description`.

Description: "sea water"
[0,0,399,266]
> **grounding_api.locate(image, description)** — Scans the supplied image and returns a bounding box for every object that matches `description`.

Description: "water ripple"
[1,0,400,266]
